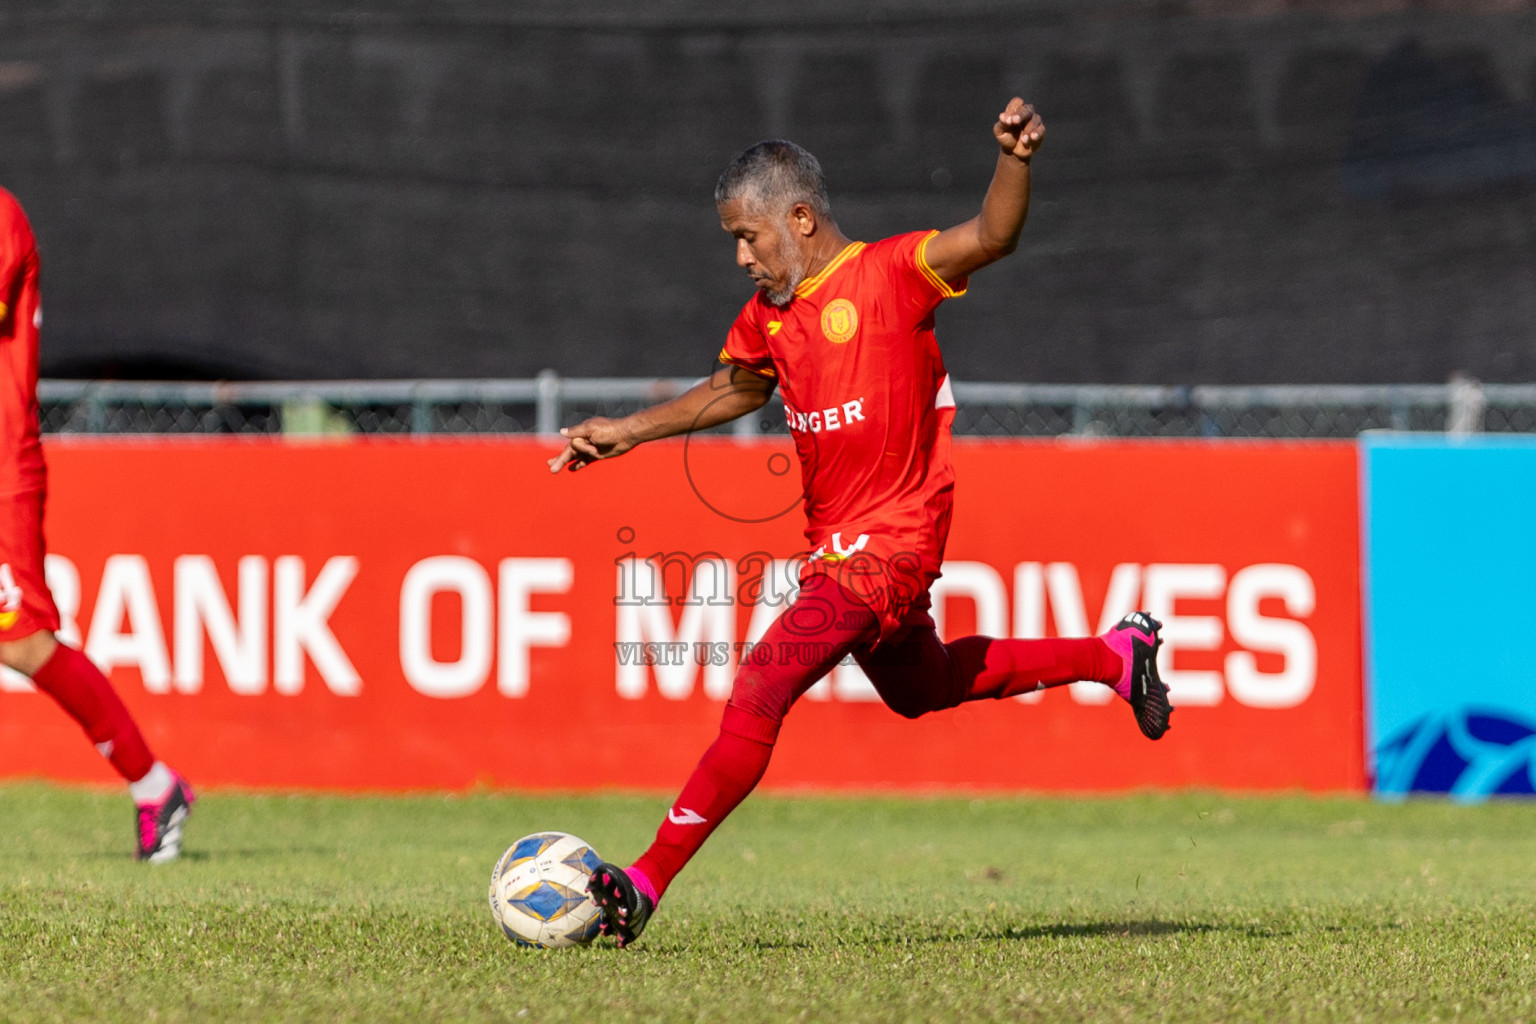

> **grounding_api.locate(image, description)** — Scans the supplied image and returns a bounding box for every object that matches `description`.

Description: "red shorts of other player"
[0,488,61,640]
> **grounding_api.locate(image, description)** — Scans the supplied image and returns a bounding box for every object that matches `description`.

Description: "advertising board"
[1365,435,1536,799]
[0,437,1365,792]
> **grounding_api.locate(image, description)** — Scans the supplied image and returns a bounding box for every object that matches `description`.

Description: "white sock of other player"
[128,761,175,805]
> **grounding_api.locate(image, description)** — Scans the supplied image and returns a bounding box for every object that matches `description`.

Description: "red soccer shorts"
[0,488,61,641]
[798,528,943,643]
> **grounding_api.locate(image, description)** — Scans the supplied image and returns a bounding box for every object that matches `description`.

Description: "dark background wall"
[1,0,1534,383]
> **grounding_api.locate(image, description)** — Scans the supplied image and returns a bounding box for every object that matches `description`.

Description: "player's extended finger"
[548,446,575,473]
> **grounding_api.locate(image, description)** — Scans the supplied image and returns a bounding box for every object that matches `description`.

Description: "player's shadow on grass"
[998,919,1287,941]
[741,918,1287,952]
[171,846,342,861]
[72,846,335,863]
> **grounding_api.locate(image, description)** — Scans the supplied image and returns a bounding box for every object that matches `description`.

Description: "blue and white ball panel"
[503,831,568,869]
[561,845,603,875]
[567,911,603,944]
[507,880,589,923]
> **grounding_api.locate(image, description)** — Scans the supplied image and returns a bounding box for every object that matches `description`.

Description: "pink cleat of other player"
[133,766,196,863]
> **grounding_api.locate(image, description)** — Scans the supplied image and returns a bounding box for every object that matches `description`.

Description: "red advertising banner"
[0,436,1365,792]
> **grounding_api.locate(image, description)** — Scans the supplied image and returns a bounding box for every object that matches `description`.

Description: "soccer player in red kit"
[549,99,1172,945]
[0,188,194,861]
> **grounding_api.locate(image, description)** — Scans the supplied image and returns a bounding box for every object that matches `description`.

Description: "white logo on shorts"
[0,564,22,613]
[810,532,870,562]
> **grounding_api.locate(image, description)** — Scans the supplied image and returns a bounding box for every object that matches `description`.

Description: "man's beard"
[763,265,804,307]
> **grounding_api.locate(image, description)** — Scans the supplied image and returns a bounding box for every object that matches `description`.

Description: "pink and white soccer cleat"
[135,771,195,863]
[1102,612,1173,740]
[586,862,655,948]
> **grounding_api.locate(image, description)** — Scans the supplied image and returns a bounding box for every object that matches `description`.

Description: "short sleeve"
[719,297,778,378]
[884,230,968,317]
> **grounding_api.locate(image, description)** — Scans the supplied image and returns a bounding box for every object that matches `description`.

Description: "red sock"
[31,643,155,783]
[955,635,1122,701]
[630,705,780,902]
[861,630,1124,713]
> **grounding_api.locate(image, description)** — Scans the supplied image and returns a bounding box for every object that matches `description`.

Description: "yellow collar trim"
[793,241,865,300]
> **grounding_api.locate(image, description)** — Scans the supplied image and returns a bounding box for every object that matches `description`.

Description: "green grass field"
[2,784,1534,1023]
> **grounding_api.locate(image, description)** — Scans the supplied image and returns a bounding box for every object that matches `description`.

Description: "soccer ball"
[488,831,604,949]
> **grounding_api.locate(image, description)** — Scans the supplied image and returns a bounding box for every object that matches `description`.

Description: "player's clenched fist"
[547,417,638,473]
[994,98,1044,161]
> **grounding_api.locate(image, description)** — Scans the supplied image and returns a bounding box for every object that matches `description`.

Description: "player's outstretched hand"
[994,98,1044,161]
[547,417,638,473]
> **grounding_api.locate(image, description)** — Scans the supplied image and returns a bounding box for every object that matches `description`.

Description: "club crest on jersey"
[820,299,858,344]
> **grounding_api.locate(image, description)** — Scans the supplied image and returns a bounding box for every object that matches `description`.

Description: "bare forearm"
[921,99,1044,283]
[623,368,770,444]
[974,152,1032,259]
[548,364,772,473]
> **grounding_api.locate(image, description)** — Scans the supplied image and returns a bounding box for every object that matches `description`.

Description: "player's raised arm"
[922,97,1044,285]
[547,361,776,473]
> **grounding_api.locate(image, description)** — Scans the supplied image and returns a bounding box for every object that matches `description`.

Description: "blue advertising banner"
[1365,435,1536,800]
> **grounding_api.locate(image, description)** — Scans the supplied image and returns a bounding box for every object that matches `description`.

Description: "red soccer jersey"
[720,230,966,634]
[0,188,44,495]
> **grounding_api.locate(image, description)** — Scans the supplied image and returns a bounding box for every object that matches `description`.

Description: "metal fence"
[36,374,1536,439]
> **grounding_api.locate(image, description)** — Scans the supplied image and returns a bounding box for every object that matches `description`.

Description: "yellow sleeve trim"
[718,347,777,378]
[916,230,967,299]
